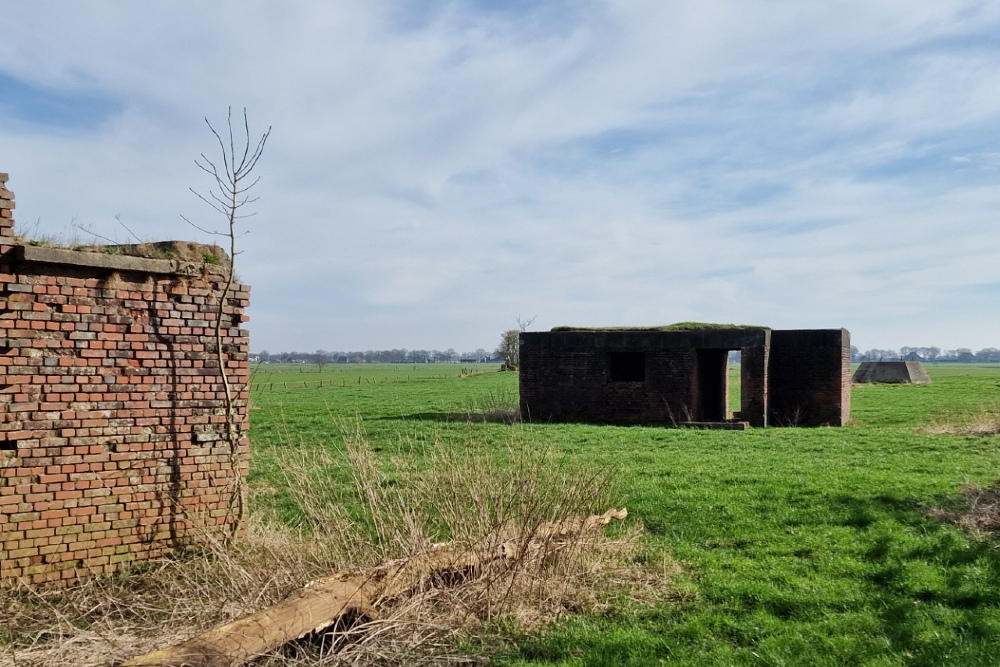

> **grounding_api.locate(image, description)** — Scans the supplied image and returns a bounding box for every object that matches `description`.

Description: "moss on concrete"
[550,322,768,332]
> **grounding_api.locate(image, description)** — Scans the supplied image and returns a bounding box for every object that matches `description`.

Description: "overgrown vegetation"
[0,410,653,666]
[13,217,229,264]
[249,363,1000,666]
[4,363,1000,665]
[550,322,766,332]
[924,405,1000,436]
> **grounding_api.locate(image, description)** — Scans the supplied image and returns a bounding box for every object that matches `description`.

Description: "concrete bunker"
[519,325,851,427]
[852,361,931,384]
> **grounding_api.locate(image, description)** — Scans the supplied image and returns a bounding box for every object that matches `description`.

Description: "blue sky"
[2,1,999,352]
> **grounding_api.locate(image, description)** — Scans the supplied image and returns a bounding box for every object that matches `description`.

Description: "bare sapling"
[184,107,271,539]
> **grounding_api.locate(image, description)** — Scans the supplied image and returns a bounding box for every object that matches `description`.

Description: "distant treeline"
[253,348,497,365]
[851,346,1000,363]
[252,345,1000,367]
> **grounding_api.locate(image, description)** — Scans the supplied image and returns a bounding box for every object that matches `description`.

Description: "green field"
[250,363,1000,666]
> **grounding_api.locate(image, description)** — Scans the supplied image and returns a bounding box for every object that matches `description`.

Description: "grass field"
[248,363,1000,666]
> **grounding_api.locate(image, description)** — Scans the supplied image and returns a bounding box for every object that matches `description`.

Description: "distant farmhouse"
[519,324,851,427]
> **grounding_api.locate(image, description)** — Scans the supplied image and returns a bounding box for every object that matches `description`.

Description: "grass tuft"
[923,405,1000,436]
[463,385,520,423]
[929,481,1000,536]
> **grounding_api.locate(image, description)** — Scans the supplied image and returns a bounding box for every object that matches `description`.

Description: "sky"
[2,1,1000,354]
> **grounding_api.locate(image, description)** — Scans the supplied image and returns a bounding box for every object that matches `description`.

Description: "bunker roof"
[550,322,768,332]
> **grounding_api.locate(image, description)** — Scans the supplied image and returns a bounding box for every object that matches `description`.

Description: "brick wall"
[0,173,14,238]
[0,174,250,586]
[520,328,771,425]
[739,331,770,427]
[518,337,699,424]
[519,327,849,428]
[768,329,851,426]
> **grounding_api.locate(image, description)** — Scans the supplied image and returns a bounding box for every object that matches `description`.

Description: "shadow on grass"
[865,530,1000,665]
[500,492,1000,666]
[832,493,1000,665]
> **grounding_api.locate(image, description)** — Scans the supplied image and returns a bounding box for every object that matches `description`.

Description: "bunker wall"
[520,327,849,428]
[768,328,851,426]
[519,329,770,425]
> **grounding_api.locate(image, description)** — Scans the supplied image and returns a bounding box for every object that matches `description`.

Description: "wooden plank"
[121,508,627,667]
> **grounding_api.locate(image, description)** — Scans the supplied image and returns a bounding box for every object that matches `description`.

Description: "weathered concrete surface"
[852,361,931,384]
[15,243,228,277]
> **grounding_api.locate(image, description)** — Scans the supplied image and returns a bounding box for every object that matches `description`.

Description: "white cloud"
[2,0,1000,351]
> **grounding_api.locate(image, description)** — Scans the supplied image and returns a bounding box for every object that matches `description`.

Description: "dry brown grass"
[0,517,342,667]
[463,386,520,424]
[922,406,1000,436]
[929,481,1000,537]
[0,427,673,667]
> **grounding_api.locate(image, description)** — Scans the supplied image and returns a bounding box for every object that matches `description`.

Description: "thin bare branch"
[113,214,143,244]
[239,108,252,171]
[180,213,227,237]
[205,114,232,183]
[187,190,228,217]
[72,221,118,245]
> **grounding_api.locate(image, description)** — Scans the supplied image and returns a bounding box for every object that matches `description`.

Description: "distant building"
[853,361,931,384]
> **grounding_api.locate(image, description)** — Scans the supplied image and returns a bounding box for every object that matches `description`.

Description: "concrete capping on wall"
[522,327,768,351]
[14,245,224,278]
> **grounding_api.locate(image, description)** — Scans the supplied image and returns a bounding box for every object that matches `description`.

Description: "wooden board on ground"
[120,508,628,667]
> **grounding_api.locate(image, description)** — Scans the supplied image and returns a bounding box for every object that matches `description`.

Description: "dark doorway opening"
[695,349,729,421]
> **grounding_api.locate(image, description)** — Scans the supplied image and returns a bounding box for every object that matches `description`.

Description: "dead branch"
[119,508,627,667]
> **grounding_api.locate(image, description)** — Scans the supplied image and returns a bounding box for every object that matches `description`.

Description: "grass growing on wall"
[248,363,1000,666]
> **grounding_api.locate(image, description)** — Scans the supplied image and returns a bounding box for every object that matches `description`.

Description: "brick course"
[0,173,250,586]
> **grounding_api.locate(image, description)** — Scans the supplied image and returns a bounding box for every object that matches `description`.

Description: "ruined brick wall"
[0,173,250,586]
[0,174,13,239]
[767,329,851,426]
